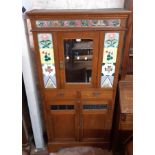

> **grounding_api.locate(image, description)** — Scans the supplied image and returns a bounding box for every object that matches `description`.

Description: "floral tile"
[102,48,117,63]
[101,63,115,76]
[36,19,121,28]
[39,48,54,64]
[38,33,53,49]
[104,33,119,48]
[42,64,56,88]
[42,64,56,77]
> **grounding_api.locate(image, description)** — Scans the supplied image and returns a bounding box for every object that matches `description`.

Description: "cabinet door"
[46,100,79,142]
[58,31,99,88]
[80,100,112,142]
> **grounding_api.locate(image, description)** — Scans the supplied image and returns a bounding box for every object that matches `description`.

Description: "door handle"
[59,60,64,69]
[57,92,64,97]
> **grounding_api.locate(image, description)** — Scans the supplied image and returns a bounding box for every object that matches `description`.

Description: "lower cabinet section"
[46,99,113,151]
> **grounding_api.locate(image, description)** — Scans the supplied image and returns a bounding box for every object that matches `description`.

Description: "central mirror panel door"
[64,39,93,83]
[58,32,99,88]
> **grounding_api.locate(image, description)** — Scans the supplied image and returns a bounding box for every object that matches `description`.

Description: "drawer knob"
[93,92,100,97]
[121,114,126,121]
[57,92,64,97]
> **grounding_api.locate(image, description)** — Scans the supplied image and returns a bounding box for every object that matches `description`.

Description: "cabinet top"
[26,9,131,19]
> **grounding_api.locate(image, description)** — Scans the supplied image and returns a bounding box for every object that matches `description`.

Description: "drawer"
[81,90,113,100]
[44,90,77,101]
[119,113,133,130]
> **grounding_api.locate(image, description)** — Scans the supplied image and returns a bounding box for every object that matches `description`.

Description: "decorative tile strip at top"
[36,19,121,28]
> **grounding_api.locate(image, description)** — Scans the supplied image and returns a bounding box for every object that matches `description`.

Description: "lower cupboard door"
[47,102,78,142]
[80,100,112,142]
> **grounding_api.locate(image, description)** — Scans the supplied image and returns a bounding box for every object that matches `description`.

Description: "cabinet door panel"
[58,32,99,88]
[49,114,76,141]
[80,100,112,141]
[47,101,78,142]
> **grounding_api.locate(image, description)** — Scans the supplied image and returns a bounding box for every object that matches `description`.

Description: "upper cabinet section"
[26,9,131,31]
[26,9,131,90]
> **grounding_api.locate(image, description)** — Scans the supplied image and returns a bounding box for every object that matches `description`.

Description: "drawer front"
[119,114,133,130]
[44,90,77,101]
[81,90,113,100]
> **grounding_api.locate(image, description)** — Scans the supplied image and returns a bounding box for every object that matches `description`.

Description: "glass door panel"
[64,39,93,83]
[58,32,99,88]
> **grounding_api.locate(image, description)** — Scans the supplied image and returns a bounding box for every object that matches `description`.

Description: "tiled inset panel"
[50,105,74,110]
[102,48,117,63]
[83,104,108,110]
[101,32,119,88]
[104,33,119,48]
[37,33,57,88]
[40,49,54,64]
[101,75,114,88]
[38,33,53,48]
[101,63,115,76]
[36,19,120,28]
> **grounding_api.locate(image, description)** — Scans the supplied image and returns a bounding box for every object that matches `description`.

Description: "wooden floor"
[23,146,112,155]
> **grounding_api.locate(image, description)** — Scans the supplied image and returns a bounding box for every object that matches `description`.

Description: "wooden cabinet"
[26,9,131,151]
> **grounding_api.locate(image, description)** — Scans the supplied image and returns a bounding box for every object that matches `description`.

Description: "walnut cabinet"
[26,9,131,151]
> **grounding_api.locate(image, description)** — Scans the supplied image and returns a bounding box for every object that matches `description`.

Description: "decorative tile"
[42,64,56,88]
[104,33,119,48]
[101,75,114,88]
[102,48,117,63]
[45,77,56,88]
[38,33,53,48]
[101,63,115,76]
[39,48,54,64]
[42,64,56,77]
[101,76,114,88]
[36,19,121,28]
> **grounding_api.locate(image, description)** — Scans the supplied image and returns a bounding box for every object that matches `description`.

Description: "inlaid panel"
[36,19,121,28]
[101,33,119,88]
[37,33,57,88]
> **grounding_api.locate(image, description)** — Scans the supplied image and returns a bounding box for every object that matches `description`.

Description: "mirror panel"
[64,39,93,83]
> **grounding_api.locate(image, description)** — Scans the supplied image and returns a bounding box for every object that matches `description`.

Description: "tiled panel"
[102,48,117,63]
[101,33,119,88]
[50,105,74,110]
[83,104,108,109]
[36,19,121,28]
[37,33,56,88]
[104,33,119,48]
